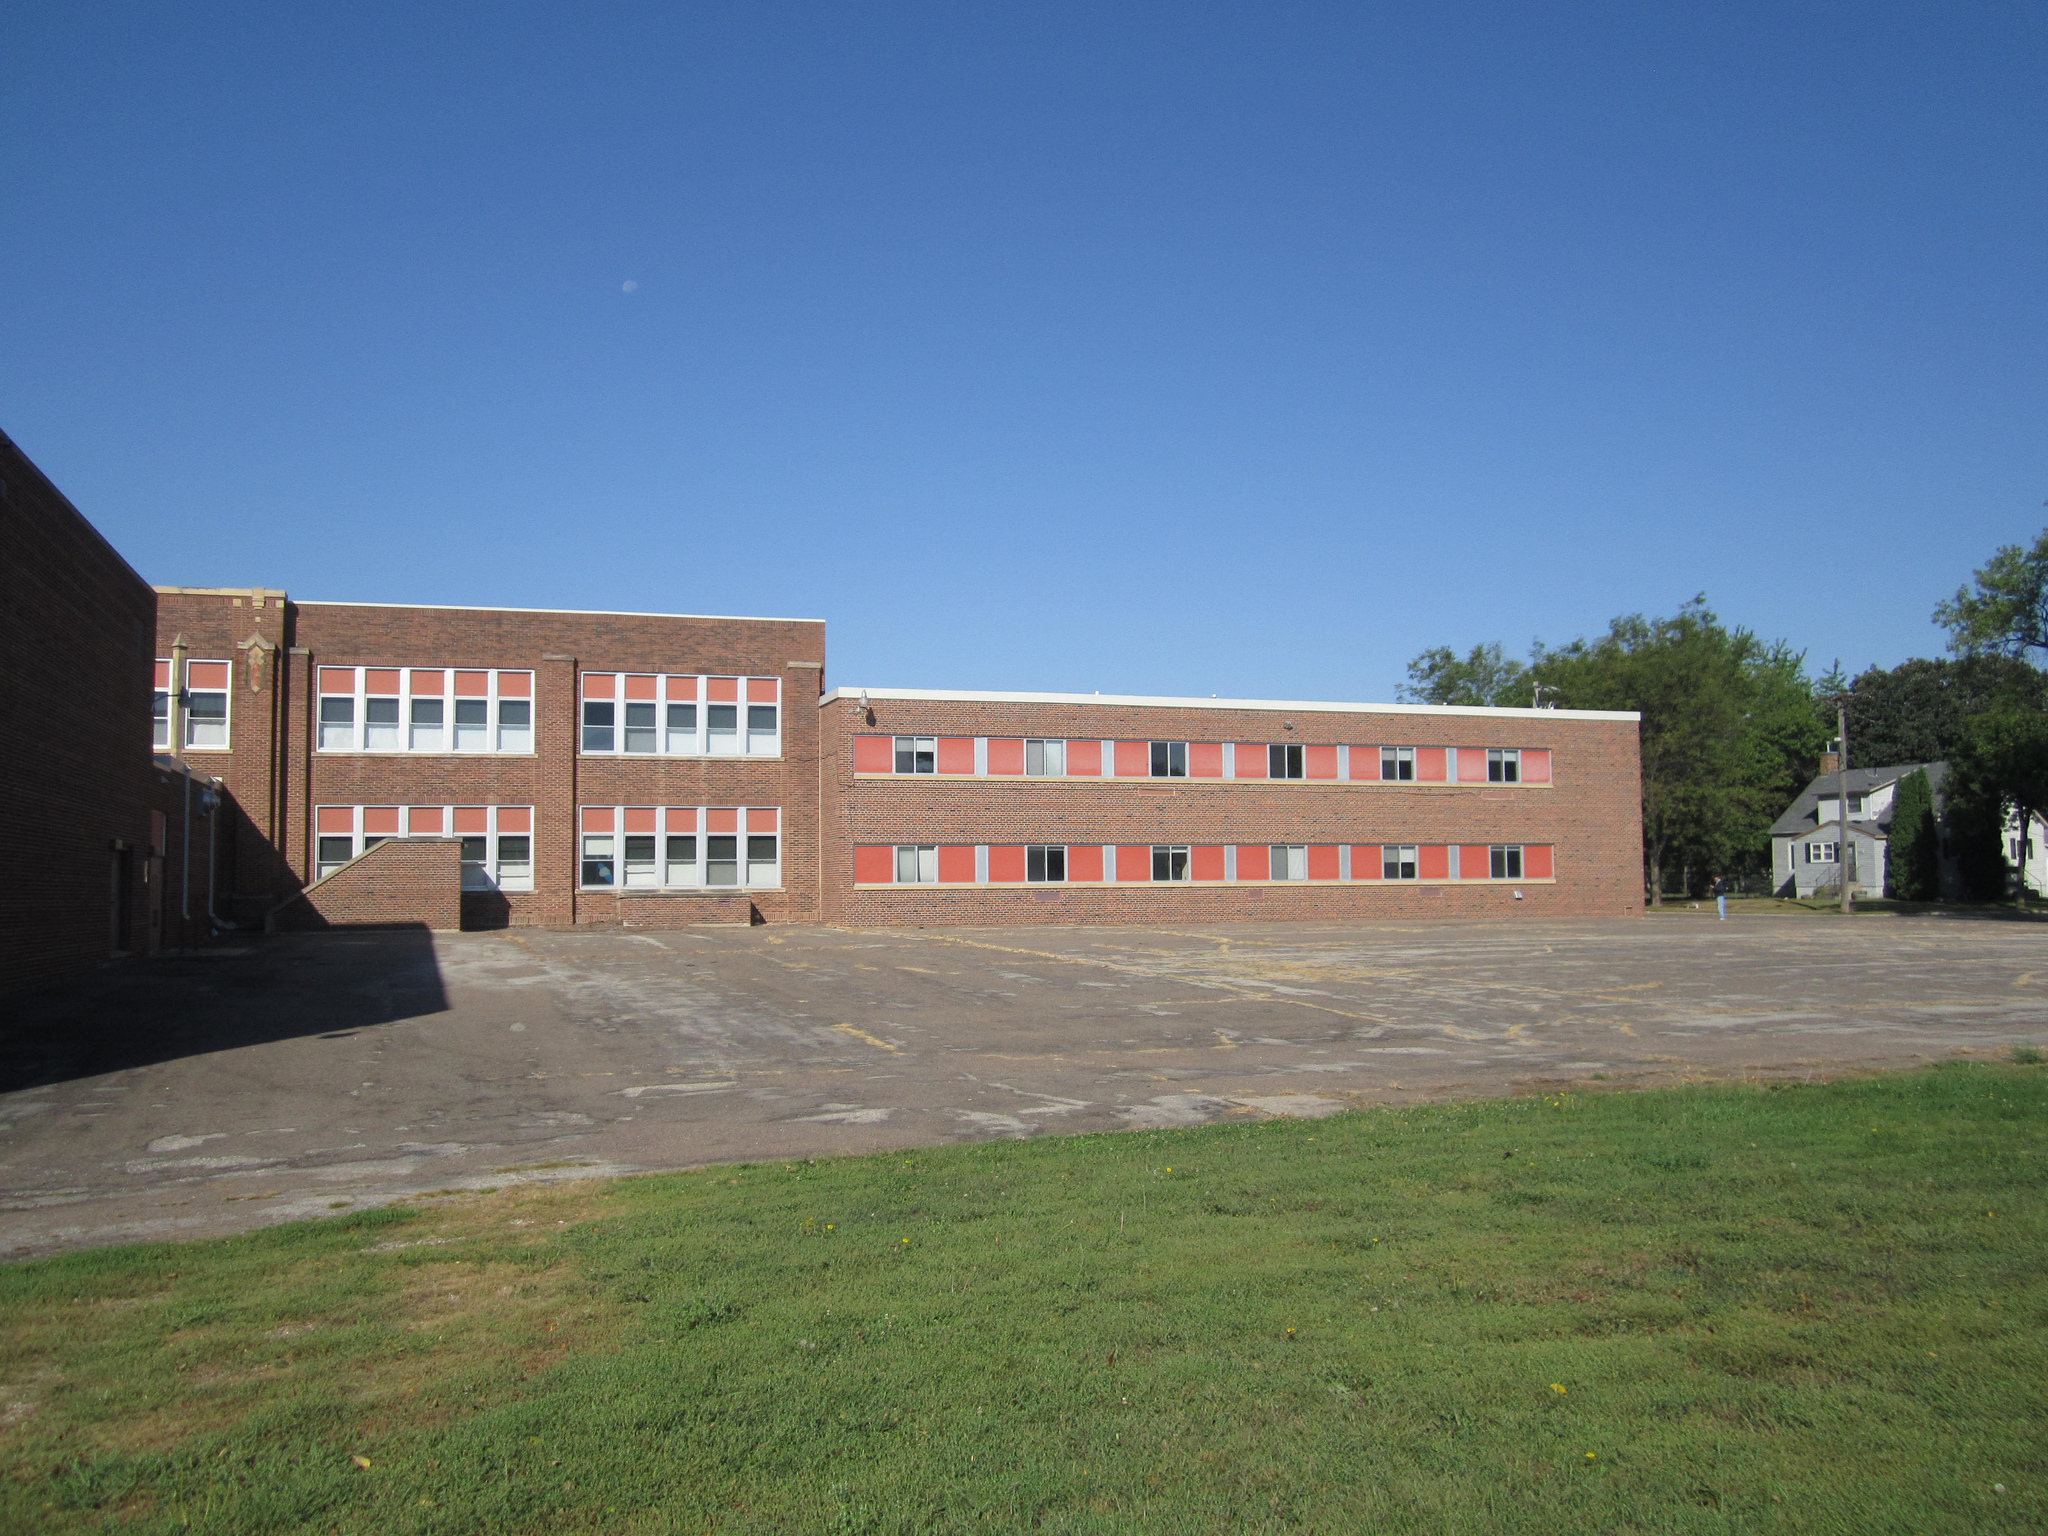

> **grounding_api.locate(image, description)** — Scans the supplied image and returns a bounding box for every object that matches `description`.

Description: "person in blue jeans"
[1711,874,1731,920]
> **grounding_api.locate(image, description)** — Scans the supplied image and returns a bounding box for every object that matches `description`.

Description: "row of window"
[581,674,782,756]
[318,668,535,754]
[313,804,534,889]
[862,737,1549,784]
[153,660,231,750]
[856,843,1553,884]
[578,805,781,889]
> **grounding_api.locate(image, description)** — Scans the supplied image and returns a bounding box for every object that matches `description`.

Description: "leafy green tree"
[1885,769,1938,901]
[1935,528,2048,660]
[1950,706,2048,905]
[1398,643,1531,707]
[1842,655,2044,767]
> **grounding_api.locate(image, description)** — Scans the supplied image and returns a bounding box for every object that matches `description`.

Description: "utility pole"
[1837,700,1853,916]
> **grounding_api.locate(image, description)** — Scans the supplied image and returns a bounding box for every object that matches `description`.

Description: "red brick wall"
[273,835,462,931]
[820,696,1644,925]
[0,431,158,991]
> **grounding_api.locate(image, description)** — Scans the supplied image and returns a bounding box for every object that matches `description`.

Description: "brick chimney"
[1818,750,1840,775]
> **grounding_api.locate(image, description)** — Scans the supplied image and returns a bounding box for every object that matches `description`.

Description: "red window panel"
[582,806,615,833]
[497,671,532,697]
[624,674,658,701]
[1523,845,1554,878]
[746,807,779,832]
[1521,749,1552,784]
[582,673,616,699]
[155,660,173,689]
[1112,741,1149,777]
[936,738,976,774]
[1457,749,1489,783]
[1237,845,1270,880]
[1347,750,1374,781]
[746,678,779,702]
[1116,845,1152,880]
[705,807,739,833]
[1190,845,1227,881]
[1459,845,1491,879]
[665,807,696,831]
[664,675,697,700]
[364,669,401,695]
[1234,744,1268,778]
[853,736,894,773]
[498,807,532,833]
[1187,742,1224,778]
[938,846,978,883]
[454,671,490,697]
[364,806,400,836]
[1305,745,1338,780]
[409,806,446,835]
[1415,748,1448,782]
[409,670,444,695]
[317,667,354,693]
[854,846,894,884]
[986,845,1027,882]
[706,676,740,702]
[1066,740,1103,776]
[315,806,355,834]
[1352,845,1383,879]
[624,807,658,834]
[1067,845,1105,882]
[1307,845,1340,880]
[188,661,230,689]
[986,739,1025,775]
[1417,845,1449,879]
[453,807,489,835]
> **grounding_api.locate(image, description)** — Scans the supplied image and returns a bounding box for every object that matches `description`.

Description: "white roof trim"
[295,600,823,625]
[820,686,1638,723]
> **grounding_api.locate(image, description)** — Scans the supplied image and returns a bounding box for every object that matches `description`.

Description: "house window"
[1025,739,1066,776]
[1488,749,1520,783]
[1150,742,1187,778]
[1381,747,1414,781]
[1269,744,1304,780]
[1490,845,1523,879]
[318,668,532,754]
[896,845,938,883]
[1152,846,1190,881]
[665,836,698,886]
[1383,845,1419,880]
[1805,842,1838,864]
[895,737,937,774]
[1027,845,1067,882]
[1270,845,1306,880]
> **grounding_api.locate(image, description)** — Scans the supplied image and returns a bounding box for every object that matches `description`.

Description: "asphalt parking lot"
[4,912,2045,1258]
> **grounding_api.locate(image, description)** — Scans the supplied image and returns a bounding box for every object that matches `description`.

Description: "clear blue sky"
[6,3,2044,699]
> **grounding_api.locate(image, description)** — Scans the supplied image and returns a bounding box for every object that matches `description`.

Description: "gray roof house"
[1769,762,1948,899]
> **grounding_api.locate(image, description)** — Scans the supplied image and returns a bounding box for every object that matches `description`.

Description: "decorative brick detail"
[272,837,462,932]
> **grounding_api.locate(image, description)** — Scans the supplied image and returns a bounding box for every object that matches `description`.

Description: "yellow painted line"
[833,1023,902,1053]
[2017,972,2038,988]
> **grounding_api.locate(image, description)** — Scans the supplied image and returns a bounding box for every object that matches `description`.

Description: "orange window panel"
[454,671,490,697]
[364,807,400,835]
[853,736,894,773]
[1305,745,1338,780]
[155,660,173,689]
[1190,845,1226,881]
[937,846,978,883]
[1521,749,1552,784]
[665,807,697,831]
[1524,845,1554,878]
[1307,845,1340,880]
[1067,845,1104,882]
[1234,744,1268,778]
[1112,741,1149,777]
[497,671,532,697]
[1417,845,1449,879]
[582,806,616,833]
[1457,749,1489,783]
[986,846,1027,883]
[746,678,779,702]
[453,807,489,835]
[315,806,355,834]
[624,675,658,701]
[365,669,401,695]
[1237,845,1270,880]
[1115,845,1152,880]
[624,807,658,834]
[1459,845,1490,879]
[1416,748,1448,782]
[409,670,444,695]
[188,662,230,689]
[936,738,975,774]
[665,675,698,700]
[583,673,616,699]
[497,807,532,833]
[854,846,894,884]
[1187,742,1224,778]
[706,676,739,702]
[409,806,446,835]
[1066,740,1103,776]
[746,807,778,832]
[1352,846,1383,879]
[705,807,739,833]
[986,739,1025,775]
[318,667,354,693]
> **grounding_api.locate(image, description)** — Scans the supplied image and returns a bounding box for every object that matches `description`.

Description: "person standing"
[1711,874,1731,920]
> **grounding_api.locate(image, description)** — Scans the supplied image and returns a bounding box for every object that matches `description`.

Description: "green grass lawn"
[4,1062,2045,1535]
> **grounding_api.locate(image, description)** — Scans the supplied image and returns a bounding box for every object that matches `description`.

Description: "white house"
[1769,762,1944,899]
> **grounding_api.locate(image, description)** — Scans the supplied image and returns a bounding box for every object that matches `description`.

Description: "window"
[582,700,615,752]
[1383,845,1419,880]
[579,807,779,889]
[1849,792,1867,814]
[581,835,615,886]
[1152,846,1190,881]
[1025,739,1066,776]
[317,668,533,754]
[497,834,532,888]
[623,834,658,887]
[1269,744,1304,780]
[453,699,489,751]
[1805,842,1838,864]
[747,705,778,753]
[315,805,533,889]
[897,845,939,883]
[624,702,657,754]
[1150,742,1188,778]
[1027,845,1067,882]
[578,676,780,757]
[1269,845,1306,880]
[1488,749,1520,783]
[498,699,531,752]
[316,836,355,881]
[1381,747,1414,781]
[707,704,739,754]
[319,696,354,750]
[1490,845,1523,879]
[665,835,697,885]
[185,689,228,747]
[705,835,739,885]
[366,695,400,749]
[409,696,444,750]
[152,689,170,749]
[896,737,937,774]
[748,835,779,885]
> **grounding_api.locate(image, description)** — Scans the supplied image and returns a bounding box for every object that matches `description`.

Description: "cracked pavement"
[3,913,2045,1257]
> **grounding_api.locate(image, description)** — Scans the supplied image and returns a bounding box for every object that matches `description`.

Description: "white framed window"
[1488,749,1521,783]
[896,844,939,883]
[312,805,533,890]
[579,806,781,889]
[579,675,780,757]
[1269,844,1307,880]
[1027,845,1067,882]
[1151,845,1190,880]
[1025,738,1066,776]
[157,659,232,750]
[1383,845,1419,880]
[1380,747,1414,781]
[1269,744,1304,780]
[152,682,170,749]
[316,668,534,755]
[1149,742,1188,778]
[1490,845,1523,879]
[1805,842,1838,864]
[665,834,698,886]
[895,737,937,774]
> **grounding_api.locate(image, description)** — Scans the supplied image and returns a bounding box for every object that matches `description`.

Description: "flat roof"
[294,599,824,625]
[820,686,1638,723]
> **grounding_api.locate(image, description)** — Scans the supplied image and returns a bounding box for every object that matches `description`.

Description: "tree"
[1841,655,2044,767]
[1950,706,2048,905]
[1935,527,2048,661]
[1398,643,1531,707]
[1885,769,1938,900]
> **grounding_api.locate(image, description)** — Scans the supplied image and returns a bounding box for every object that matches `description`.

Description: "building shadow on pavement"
[0,927,450,1092]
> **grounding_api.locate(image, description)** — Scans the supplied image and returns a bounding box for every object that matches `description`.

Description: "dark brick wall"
[0,431,158,991]
[820,695,1644,925]
[273,835,462,931]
